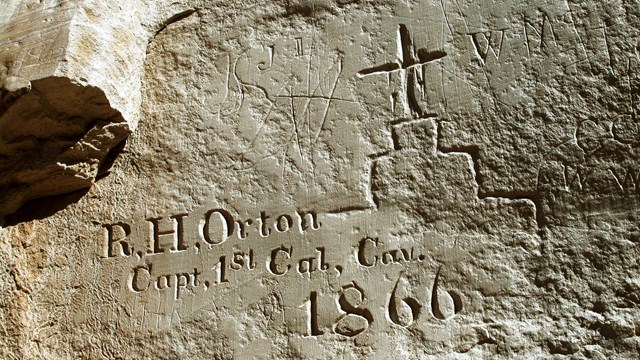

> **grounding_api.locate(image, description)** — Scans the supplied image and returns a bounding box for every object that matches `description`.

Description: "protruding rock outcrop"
[0,0,192,217]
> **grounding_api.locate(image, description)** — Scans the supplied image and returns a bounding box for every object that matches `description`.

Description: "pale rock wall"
[0,0,194,217]
[1,1,639,359]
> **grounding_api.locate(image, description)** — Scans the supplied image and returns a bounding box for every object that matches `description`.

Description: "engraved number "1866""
[304,269,463,336]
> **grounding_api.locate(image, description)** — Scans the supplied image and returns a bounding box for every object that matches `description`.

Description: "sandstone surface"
[1,1,639,359]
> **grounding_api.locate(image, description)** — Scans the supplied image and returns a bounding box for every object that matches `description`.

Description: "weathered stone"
[1,0,639,359]
[0,0,195,216]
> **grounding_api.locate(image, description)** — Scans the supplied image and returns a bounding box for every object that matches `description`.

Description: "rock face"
[1,1,639,359]
[0,0,192,217]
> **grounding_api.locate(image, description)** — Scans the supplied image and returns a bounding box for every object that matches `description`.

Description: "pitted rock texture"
[0,0,195,216]
[0,77,129,217]
[1,1,639,359]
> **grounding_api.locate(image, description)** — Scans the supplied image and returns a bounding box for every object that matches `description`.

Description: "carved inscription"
[99,205,468,335]
[303,269,463,337]
[129,264,203,299]
[357,236,426,267]
[358,24,447,118]
[103,208,321,259]
[92,18,479,339]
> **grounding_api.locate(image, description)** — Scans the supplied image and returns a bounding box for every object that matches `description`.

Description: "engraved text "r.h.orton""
[101,208,321,258]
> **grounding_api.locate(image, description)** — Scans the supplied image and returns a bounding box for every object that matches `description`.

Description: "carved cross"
[358,24,447,118]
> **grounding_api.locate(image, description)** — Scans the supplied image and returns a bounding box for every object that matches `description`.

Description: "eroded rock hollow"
[1,1,639,359]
